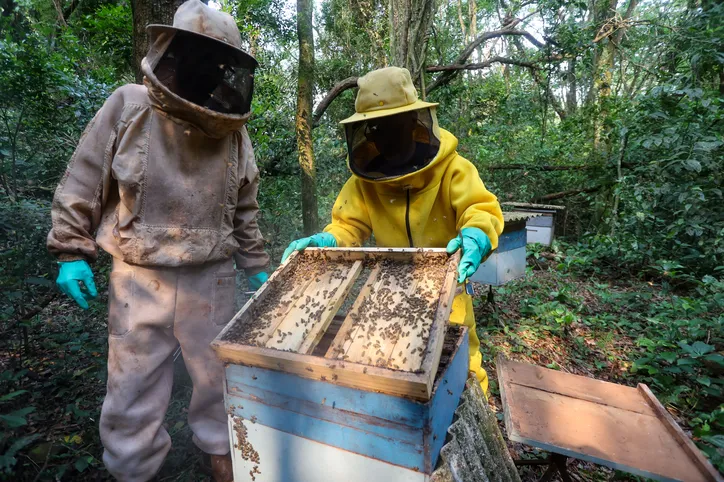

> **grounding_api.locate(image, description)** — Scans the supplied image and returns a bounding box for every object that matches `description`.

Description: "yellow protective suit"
[323,128,504,392]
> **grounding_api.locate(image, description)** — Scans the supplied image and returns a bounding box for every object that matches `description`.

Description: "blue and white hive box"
[210,248,468,481]
[224,326,469,482]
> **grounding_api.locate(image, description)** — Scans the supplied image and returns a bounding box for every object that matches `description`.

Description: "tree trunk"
[566,58,577,114]
[589,0,639,161]
[389,0,435,84]
[586,0,616,106]
[593,32,615,160]
[469,0,481,78]
[457,0,467,45]
[296,0,319,235]
[131,0,179,84]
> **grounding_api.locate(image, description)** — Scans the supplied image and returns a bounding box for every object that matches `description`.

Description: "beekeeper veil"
[340,67,441,181]
[143,0,257,116]
[344,108,441,180]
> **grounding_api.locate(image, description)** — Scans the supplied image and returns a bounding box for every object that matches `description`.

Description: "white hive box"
[470,212,535,286]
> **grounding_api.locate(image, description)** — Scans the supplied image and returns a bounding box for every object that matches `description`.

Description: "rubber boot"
[210,453,233,482]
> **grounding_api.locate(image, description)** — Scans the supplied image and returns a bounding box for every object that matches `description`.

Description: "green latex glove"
[445,227,492,284]
[247,271,268,291]
[56,260,98,310]
[281,233,337,262]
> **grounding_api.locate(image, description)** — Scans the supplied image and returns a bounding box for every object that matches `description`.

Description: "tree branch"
[535,184,612,202]
[311,22,549,124]
[529,68,567,120]
[0,109,12,199]
[426,56,539,72]
[51,0,68,27]
[312,77,358,127]
[460,28,544,62]
[427,25,545,92]
[62,0,81,23]
[488,163,591,171]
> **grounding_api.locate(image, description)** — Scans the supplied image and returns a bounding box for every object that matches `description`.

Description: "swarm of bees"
[334,254,448,372]
[222,251,351,346]
[232,416,261,480]
[224,250,451,374]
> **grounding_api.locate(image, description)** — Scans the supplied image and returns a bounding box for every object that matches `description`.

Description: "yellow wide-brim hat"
[340,67,438,124]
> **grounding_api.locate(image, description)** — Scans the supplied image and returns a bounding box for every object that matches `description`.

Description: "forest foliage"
[0,0,722,479]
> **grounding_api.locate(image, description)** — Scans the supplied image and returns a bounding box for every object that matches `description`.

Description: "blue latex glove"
[247,271,269,291]
[445,227,492,284]
[281,232,337,262]
[56,260,98,310]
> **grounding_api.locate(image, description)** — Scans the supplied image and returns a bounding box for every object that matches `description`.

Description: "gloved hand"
[281,232,337,262]
[56,260,98,310]
[445,227,492,284]
[247,271,268,291]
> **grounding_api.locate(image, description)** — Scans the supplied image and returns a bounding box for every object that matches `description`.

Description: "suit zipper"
[405,188,414,247]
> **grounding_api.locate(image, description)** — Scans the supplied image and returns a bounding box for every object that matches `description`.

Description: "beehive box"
[501,202,566,246]
[470,212,532,286]
[223,325,469,482]
[212,247,461,401]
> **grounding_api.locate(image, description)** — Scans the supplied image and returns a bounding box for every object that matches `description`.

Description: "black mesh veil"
[344,108,441,180]
[154,31,255,115]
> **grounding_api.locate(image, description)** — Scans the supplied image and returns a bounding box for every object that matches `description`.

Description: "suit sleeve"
[323,176,372,247]
[233,128,270,275]
[46,90,124,262]
[449,158,504,249]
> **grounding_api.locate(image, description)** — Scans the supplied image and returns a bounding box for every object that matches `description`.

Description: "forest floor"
[1,249,721,481]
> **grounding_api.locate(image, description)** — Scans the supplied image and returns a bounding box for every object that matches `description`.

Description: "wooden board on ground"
[497,354,723,482]
[212,248,460,401]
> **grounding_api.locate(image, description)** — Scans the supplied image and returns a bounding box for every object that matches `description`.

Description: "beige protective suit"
[46,5,268,479]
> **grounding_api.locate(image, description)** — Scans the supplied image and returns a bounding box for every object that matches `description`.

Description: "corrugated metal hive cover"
[503,211,541,223]
[502,202,566,211]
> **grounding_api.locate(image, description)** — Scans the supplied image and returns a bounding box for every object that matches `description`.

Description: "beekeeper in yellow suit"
[284,66,503,392]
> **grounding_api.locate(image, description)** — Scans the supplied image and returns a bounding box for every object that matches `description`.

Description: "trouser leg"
[100,259,178,482]
[174,258,235,455]
[449,293,489,394]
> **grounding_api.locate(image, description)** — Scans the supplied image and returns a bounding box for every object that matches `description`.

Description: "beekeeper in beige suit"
[46,1,269,480]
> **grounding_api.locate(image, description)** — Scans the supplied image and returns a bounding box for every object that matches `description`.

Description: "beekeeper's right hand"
[281,233,338,262]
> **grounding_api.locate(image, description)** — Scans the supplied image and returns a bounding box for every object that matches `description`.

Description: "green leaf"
[679,341,715,357]
[0,414,27,428]
[659,352,678,363]
[696,377,711,387]
[694,140,722,151]
[0,390,28,402]
[684,160,702,172]
[0,407,35,428]
[704,354,724,367]
[74,455,92,473]
[701,434,724,449]
[25,277,53,287]
[0,435,39,471]
[72,366,94,378]
[677,358,697,366]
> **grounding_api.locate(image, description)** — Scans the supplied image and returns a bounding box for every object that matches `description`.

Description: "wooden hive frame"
[212,247,460,401]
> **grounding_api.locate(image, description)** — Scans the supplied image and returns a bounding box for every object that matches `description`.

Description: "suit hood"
[141,29,250,139]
